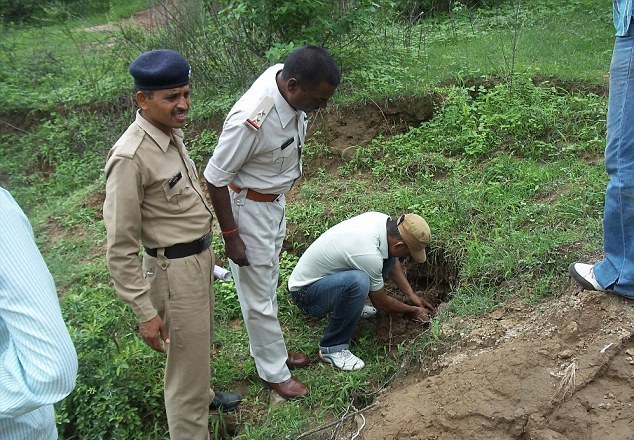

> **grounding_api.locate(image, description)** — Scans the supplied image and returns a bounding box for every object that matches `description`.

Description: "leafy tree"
[213,0,392,61]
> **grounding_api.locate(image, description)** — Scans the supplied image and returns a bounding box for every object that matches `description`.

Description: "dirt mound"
[357,286,634,440]
[308,95,438,152]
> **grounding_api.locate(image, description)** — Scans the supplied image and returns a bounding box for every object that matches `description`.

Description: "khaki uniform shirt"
[103,111,213,321]
[203,64,307,194]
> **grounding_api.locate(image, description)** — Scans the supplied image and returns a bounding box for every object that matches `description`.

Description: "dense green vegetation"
[0,0,614,438]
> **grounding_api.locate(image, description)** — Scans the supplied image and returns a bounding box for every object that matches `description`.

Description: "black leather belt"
[145,234,211,259]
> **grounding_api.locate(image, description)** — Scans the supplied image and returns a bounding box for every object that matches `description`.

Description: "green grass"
[339,0,613,102]
[0,0,154,112]
[1,0,614,111]
[0,0,618,438]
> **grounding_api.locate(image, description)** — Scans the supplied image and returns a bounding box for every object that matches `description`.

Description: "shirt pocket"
[162,173,199,214]
[272,137,299,173]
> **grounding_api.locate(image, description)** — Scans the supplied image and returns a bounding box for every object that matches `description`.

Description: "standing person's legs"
[145,250,214,440]
[593,28,634,298]
[229,194,292,383]
[231,263,291,382]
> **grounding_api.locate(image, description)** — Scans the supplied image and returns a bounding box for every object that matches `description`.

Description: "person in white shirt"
[0,187,78,440]
[204,45,341,399]
[288,212,435,371]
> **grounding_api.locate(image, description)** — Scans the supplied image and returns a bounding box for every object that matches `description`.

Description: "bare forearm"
[369,289,420,315]
[207,182,235,231]
[388,260,435,311]
[388,260,415,296]
[207,181,250,266]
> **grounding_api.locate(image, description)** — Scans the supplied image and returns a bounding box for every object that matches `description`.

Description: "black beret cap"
[129,49,191,90]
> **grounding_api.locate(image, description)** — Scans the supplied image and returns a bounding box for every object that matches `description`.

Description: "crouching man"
[288,212,435,371]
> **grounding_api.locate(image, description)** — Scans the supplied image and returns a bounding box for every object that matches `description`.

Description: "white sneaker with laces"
[319,349,365,371]
[569,262,605,291]
[360,305,377,319]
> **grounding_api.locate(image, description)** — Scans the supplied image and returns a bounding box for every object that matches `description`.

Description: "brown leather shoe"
[286,352,310,369]
[260,376,309,400]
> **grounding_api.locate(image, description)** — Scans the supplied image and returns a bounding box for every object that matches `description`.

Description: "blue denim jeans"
[291,270,370,353]
[593,23,634,298]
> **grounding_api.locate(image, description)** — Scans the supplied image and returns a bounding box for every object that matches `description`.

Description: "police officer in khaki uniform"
[204,46,340,399]
[103,49,240,440]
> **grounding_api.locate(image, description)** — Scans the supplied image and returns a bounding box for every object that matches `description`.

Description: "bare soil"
[358,286,634,440]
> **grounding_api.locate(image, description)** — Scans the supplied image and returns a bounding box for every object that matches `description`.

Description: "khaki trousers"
[143,248,214,440]
[228,191,292,383]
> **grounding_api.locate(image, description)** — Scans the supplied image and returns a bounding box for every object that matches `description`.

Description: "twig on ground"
[330,403,352,440]
[295,403,378,440]
[0,120,30,134]
[388,314,393,353]
[349,406,366,440]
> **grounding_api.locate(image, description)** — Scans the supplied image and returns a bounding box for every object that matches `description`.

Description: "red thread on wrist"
[221,228,238,236]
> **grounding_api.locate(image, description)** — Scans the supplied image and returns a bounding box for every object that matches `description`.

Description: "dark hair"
[281,45,341,89]
[136,89,154,99]
[386,217,403,240]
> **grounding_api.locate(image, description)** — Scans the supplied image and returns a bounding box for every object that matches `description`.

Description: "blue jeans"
[593,23,634,298]
[291,270,370,353]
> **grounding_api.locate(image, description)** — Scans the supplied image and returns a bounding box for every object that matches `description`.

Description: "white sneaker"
[569,263,605,291]
[319,349,365,371]
[360,305,377,319]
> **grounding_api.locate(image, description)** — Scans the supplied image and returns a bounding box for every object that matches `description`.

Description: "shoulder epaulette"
[244,96,274,131]
[114,124,146,159]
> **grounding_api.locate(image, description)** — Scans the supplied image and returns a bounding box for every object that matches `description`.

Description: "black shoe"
[209,391,241,413]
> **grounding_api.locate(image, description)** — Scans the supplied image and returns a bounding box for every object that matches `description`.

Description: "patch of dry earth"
[359,286,634,440]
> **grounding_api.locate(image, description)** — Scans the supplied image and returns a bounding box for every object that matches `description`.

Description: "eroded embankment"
[359,286,634,440]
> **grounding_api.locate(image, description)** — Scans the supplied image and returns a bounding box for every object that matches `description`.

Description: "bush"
[216,0,385,58]
[395,0,510,21]
[0,0,39,22]
[57,283,168,439]
[199,0,398,81]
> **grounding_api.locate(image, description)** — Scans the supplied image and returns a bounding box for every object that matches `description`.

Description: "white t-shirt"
[288,212,389,292]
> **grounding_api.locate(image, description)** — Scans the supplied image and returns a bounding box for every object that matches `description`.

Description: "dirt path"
[356,285,634,440]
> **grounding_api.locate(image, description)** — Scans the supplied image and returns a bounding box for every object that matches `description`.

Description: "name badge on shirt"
[167,172,182,188]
